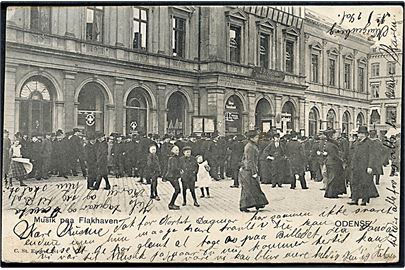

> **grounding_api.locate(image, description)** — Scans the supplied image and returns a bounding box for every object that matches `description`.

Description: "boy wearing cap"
[179,146,199,207]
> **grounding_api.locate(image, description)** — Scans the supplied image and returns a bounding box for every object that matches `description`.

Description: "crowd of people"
[2,125,401,211]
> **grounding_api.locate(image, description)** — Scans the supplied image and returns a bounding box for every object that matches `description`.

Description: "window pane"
[230,26,241,63]
[133,7,139,19]
[311,54,318,83]
[141,9,147,20]
[141,22,147,49]
[133,20,139,48]
[286,40,294,73]
[87,8,94,23]
[259,34,269,68]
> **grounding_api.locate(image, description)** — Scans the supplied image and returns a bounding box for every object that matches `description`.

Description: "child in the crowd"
[179,146,199,207]
[146,144,161,200]
[196,155,212,198]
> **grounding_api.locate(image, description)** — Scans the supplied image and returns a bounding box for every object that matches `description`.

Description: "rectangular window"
[133,7,148,50]
[388,62,396,75]
[86,6,104,42]
[230,26,241,63]
[259,33,269,68]
[311,54,319,83]
[344,63,351,89]
[172,16,186,57]
[371,63,380,77]
[371,84,380,98]
[328,58,336,86]
[386,106,397,124]
[358,67,365,92]
[285,40,294,73]
[30,7,51,33]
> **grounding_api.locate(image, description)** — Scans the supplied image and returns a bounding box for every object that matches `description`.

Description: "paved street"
[2,165,398,216]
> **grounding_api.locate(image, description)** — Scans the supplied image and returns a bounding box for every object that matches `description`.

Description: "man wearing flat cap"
[348,126,379,206]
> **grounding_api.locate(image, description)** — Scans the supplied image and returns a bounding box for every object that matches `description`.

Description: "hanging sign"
[86,113,95,126]
[130,121,138,131]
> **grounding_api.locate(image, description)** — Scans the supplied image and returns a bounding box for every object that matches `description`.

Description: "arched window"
[78,82,105,134]
[342,111,351,134]
[255,98,272,132]
[281,101,296,133]
[167,91,187,136]
[225,95,243,134]
[356,112,365,128]
[19,77,53,136]
[326,109,336,129]
[309,107,319,137]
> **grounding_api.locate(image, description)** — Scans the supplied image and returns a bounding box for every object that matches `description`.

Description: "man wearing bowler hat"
[348,126,379,206]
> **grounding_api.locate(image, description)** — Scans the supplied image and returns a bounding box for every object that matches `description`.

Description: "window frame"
[132,7,148,51]
[358,66,365,92]
[386,106,397,124]
[256,19,275,69]
[229,24,242,64]
[371,63,380,77]
[388,62,396,75]
[371,83,380,98]
[85,6,104,43]
[344,62,352,89]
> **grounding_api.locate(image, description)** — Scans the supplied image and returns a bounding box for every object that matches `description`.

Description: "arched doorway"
[19,76,54,136]
[77,82,105,135]
[326,109,336,129]
[281,101,295,133]
[356,112,365,128]
[308,107,319,137]
[225,95,243,134]
[167,91,187,136]
[342,111,351,134]
[125,88,150,135]
[255,98,272,132]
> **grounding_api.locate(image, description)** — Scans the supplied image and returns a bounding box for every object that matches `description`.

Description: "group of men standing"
[2,125,401,207]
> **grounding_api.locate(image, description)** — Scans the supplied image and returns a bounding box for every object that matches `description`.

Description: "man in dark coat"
[348,126,379,206]
[112,136,125,178]
[85,134,98,190]
[179,146,199,207]
[55,130,68,178]
[94,132,111,190]
[369,130,385,185]
[41,133,52,179]
[70,128,87,177]
[229,135,245,188]
[258,133,272,184]
[285,131,308,189]
[263,133,286,187]
[207,136,222,181]
[30,136,43,180]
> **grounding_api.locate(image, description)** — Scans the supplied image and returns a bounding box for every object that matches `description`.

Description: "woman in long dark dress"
[323,129,347,198]
[239,130,269,212]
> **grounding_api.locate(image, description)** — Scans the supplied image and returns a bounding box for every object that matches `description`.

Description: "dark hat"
[182,146,192,152]
[358,126,368,134]
[369,129,377,135]
[73,128,80,133]
[56,129,64,136]
[272,132,281,138]
[163,134,170,140]
[246,129,259,139]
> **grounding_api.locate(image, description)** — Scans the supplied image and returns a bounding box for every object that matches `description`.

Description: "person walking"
[238,130,269,212]
[348,126,379,206]
[165,145,182,210]
[179,146,199,207]
[145,144,161,200]
[285,131,308,190]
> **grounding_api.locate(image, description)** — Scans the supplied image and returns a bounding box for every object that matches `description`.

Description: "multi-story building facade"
[4,6,375,137]
[368,47,402,138]
[304,9,373,137]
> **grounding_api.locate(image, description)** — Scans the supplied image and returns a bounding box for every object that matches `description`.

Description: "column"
[338,45,343,89]
[304,100,310,136]
[275,94,282,129]
[157,83,167,135]
[321,103,327,130]
[299,97,306,132]
[4,64,17,136]
[247,91,256,129]
[353,50,358,92]
[63,71,76,132]
[107,104,115,136]
[55,101,65,130]
[150,108,158,134]
[353,107,358,129]
[207,87,225,135]
[193,87,200,116]
[337,105,342,134]
[114,77,125,133]
[322,40,328,86]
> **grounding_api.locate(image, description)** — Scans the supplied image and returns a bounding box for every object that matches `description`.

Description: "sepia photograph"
[1,2,403,265]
